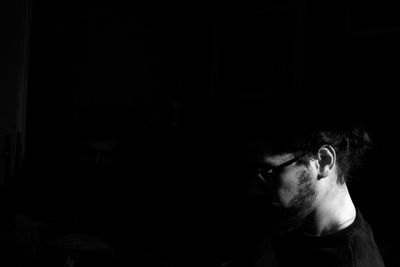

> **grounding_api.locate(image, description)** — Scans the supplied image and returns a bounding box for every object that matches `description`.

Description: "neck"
[303,183,356,236]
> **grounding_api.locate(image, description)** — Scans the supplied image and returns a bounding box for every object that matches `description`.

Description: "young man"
[224,94,385,267]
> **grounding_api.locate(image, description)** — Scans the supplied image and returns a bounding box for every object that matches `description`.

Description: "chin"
[272,204,313,234]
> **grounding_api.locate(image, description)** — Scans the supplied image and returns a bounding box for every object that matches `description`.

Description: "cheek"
[275,172,299,206]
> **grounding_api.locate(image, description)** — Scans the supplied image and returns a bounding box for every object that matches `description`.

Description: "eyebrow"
[262,154,294,166]
[263,151,309,168]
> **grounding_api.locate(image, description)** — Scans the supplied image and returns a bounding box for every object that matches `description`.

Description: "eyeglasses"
[256,152,309,184]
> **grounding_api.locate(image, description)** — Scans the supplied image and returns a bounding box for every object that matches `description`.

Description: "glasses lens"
[257,167,272,183]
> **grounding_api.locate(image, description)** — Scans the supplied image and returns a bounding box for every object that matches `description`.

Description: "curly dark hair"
[237,92,372,184]
[281,126,372,184]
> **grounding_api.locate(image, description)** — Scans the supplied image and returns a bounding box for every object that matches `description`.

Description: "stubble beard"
[276,169,317,235]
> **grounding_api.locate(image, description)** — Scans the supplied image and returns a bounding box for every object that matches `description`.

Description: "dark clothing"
[227,209,385,267]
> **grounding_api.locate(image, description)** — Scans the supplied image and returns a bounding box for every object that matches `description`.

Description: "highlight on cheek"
[282,169,317,221]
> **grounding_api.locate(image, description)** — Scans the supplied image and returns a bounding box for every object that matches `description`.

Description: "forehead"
[261,153,296,166]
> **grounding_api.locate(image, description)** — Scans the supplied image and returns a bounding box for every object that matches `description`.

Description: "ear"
[316,145,336,179]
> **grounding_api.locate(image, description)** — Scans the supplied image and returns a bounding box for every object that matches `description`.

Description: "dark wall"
[0,0,31,185]
[14,1,400,266]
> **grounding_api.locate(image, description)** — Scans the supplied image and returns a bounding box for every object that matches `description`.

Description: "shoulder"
[348,210,385,267]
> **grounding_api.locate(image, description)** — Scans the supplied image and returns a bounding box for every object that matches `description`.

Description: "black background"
[3,1,400,266]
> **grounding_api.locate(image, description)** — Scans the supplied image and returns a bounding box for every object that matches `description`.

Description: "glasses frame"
[256,151,310,184]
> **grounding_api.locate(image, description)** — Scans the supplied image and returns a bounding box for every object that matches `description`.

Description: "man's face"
[260,153,318,231]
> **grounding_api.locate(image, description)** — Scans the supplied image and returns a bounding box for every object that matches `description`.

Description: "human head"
[239,91,371,230]
[242,92,372,185]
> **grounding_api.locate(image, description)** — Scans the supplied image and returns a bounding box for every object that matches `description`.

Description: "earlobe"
[317,145,336,179]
